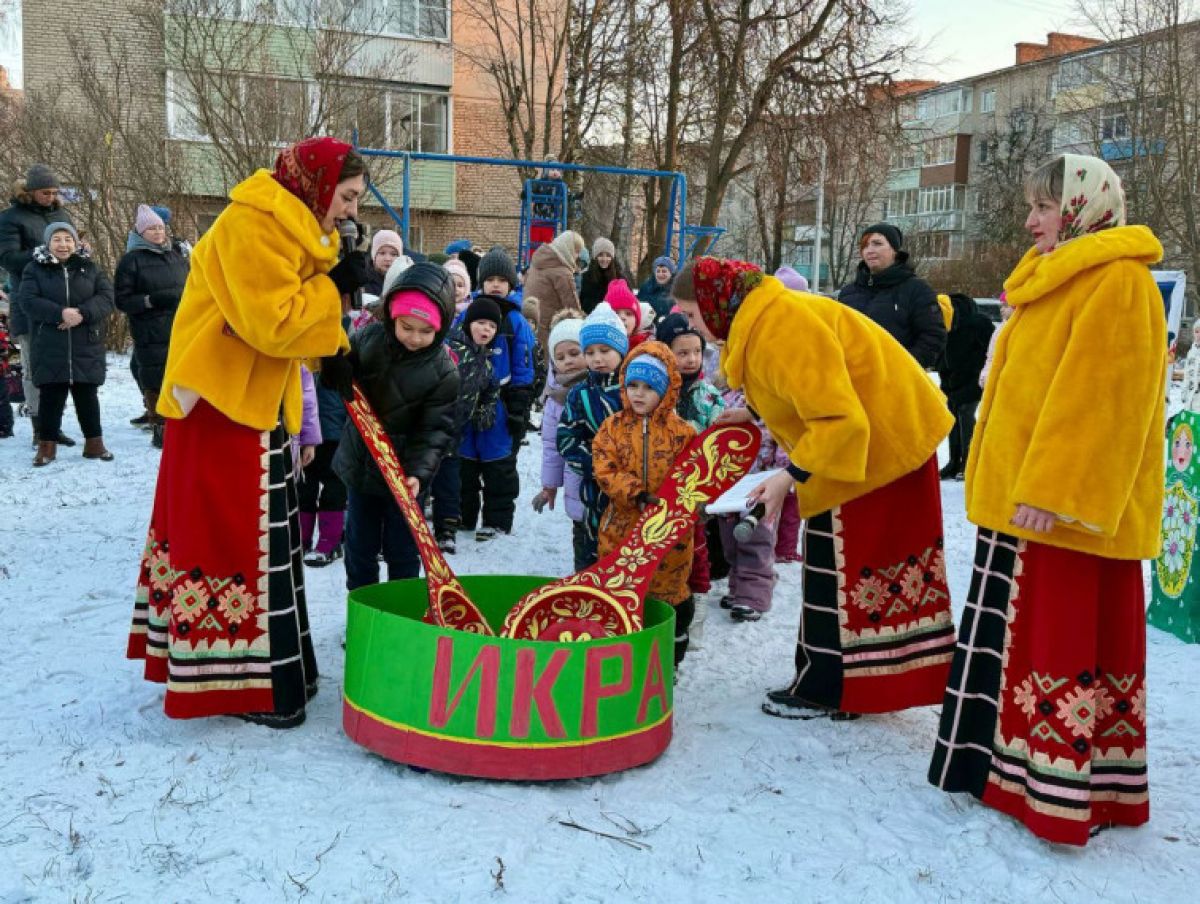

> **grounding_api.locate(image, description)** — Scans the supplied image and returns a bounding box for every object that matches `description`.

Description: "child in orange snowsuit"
[593,341,697,664]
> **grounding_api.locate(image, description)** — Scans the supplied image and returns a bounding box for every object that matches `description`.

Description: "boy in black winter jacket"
[321,262,460,589]
[431,296,503,554]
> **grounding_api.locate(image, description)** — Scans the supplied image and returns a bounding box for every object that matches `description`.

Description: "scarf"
[1058,153,1126,246]
[126,231,169,254]
[692,257,763,340]
[548,366,588,405]
[272,136,354,222]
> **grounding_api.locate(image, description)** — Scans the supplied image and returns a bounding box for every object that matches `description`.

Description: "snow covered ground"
[1,356,1198,903]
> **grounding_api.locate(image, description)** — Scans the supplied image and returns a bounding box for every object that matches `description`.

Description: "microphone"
[733,503,766,543]
[338,220,363,311]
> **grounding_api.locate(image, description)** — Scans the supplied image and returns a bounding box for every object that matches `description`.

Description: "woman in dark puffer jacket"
[19,221,115,465]
[837,223,946,369]
[115,205,190,448]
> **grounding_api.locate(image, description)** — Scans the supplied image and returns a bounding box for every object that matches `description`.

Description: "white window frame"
[923,135,956,167]
[166,68,451,152]
[980,89,995,114]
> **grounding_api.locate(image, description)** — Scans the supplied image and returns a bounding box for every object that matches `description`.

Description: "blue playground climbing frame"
[350,147,725,263]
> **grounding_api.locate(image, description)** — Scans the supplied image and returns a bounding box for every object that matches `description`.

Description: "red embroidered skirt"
[127,399,317,719]
[929,530,1148,845]
[784,457,956,713]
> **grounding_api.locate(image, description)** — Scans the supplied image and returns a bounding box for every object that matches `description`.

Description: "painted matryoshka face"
[1172,423,1195,472]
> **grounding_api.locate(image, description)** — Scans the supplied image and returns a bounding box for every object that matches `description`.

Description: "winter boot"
[32,440,57,467]
[730,604,762,623]
[30,414,39,448]
[82,437,114,461]
[436,517,459,554]
[56,430,76,447]
[475,526,498,542]
[298,511,317,552]
[129,411,151,428]
[304,511,345,567]
[151,421,165,449]
[938,460,961,480]
[436,527,457,555]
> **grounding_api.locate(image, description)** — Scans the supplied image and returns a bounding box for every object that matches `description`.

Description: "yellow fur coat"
[157,170,349,434]
[966,225,1165,559]
[721,277,953,517]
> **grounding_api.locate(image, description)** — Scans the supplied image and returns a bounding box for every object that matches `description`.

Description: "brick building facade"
[18,0,561,256]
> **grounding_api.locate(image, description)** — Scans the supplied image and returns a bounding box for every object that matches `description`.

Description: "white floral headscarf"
[1058,153,1126,245]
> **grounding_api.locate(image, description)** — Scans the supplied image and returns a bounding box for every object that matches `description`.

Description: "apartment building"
[19,0,560,253]
[881,33,1102,262]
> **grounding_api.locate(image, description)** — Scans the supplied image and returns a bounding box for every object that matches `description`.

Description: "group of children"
[303,235,800,663]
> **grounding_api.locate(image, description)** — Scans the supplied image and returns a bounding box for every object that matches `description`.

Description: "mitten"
[328,251,371,296]
[319,351,356,401]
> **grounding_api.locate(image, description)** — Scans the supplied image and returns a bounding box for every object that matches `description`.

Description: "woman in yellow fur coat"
[928,154,1165,846]
[673,258,956,720]
[127,138,373,729]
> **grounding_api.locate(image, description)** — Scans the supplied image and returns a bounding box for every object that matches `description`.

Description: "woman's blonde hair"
[1025,156,1065,204]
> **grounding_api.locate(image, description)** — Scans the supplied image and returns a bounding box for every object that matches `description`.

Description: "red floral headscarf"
[272,136,354,223]
[692,257,763,340]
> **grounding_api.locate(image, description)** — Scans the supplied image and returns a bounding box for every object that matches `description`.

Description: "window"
[886,188,919,219]
[913,233,952,259]
[1101,112,1130,141]
[1057,51,1127,92]
[923,135,956,167]
[168,70,314,143]
[1053,117,1086,149]
[389,89,449,152]
[915,88,970,120]
[891,143,920,170]
[977,138,994,164]
[918,184,964,215]
[372,0,449,40]
[980,89,996,114]
[166,69,450,152]
[219,0,450,40]
[166,71,208,141]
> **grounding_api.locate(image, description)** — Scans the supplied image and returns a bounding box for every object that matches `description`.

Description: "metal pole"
[812,143,826,293]
[402,155,411,247]
[677,175,687,262]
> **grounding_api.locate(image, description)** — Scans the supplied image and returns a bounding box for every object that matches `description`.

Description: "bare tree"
[689,0,909,244]
[1067,0,1200,310]
[136,0,415,192]
[456,0,573,165]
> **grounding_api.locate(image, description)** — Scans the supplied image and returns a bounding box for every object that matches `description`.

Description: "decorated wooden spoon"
[500,424,762,641]
[344,383,494,635]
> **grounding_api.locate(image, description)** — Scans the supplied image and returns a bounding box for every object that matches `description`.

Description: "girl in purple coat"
[717,387,789,622]
[532,310,589,570]
[295,365,322,477]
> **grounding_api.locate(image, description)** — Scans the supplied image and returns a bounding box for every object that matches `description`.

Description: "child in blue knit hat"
[556,302,627,568]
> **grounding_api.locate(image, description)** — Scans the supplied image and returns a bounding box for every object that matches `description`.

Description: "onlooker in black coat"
[0,164,76,445]
[937,292,996,479]
[17,222,115,465]
[115,205,190,446]
[838,223,946,369]
[579,237,624,314]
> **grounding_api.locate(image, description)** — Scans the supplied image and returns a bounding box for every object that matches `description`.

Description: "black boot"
[938,461,961,480]
[56,430,77,447]
[30,414,39,448]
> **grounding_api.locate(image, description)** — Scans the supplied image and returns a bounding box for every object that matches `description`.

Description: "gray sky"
[905,0,1084,82]
[0,1,1087,93]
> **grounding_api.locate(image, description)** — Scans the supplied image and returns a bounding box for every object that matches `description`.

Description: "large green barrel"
[343,576,676,780]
